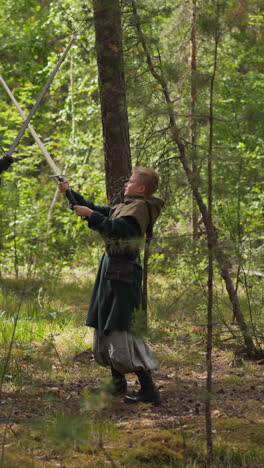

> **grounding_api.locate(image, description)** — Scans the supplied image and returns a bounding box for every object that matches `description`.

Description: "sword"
[0,74,78,207]
[4,35,75,162]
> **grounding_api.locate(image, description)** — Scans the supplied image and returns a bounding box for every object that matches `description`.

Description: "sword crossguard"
[49,174,69,179]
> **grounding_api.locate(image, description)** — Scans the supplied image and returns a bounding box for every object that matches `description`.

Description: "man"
[59,168,164,406]
[0,154,13,174]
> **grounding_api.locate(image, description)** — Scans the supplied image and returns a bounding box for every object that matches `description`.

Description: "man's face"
[124,173,145,197]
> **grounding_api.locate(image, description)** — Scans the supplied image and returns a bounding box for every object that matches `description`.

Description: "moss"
[124,441,182,466]
[120,424,264,467]
[214,417,264,449]
[121,429,185,466]
[212,445,264,468]
[222,375,244,386]
[2,451,44,468]
[187,443,264,468]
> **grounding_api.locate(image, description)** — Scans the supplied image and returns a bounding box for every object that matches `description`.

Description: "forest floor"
[1,327,264,467]
[1,276,264,467]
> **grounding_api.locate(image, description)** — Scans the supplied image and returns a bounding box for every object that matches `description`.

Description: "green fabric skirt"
[86,254,143,335]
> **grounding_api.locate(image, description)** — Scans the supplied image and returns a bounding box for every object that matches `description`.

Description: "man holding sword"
[1,34,164,406]
[59,168,163,406]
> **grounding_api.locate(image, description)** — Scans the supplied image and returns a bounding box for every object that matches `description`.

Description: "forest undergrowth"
[1,272,264,468]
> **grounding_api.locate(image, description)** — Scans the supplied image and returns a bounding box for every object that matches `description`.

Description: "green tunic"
[71,191,163,336]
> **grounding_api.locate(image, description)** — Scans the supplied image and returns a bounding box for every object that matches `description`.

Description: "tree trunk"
[93,0,131,204]
[205,4,220,460]
[190,0,199,240]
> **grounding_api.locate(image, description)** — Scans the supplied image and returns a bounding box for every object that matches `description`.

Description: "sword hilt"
[57,175,77,207]
[57,175,88,221]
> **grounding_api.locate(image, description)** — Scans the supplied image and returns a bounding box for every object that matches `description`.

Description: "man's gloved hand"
[0,154,14,174]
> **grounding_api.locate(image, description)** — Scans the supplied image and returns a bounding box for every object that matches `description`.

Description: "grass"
[0,271,264,467]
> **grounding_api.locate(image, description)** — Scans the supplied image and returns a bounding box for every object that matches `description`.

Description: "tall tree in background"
[93,0,131,204]
[190,0,199,239]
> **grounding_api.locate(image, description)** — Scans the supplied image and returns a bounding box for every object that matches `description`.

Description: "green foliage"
[0,0,106,278]
[0,0,262,298]
[0,0,262,262]
[44,407,116,452]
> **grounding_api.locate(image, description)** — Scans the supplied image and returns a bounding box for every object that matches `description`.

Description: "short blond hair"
[133,167,160,195]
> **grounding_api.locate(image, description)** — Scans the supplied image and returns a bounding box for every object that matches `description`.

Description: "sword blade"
[0,74,61,176]
[0,75,78,207]
[6,35,75,158]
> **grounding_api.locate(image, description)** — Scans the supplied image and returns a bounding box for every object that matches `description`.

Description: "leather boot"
[124,370,161,406]
[111,365,127,395]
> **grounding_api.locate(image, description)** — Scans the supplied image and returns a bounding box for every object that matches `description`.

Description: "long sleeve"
[88,213,141,239]
[71,191,142,257]
[71,190,111,217]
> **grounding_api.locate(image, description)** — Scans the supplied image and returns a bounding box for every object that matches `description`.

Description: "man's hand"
[58,180,70,192]
[0,154,14,174]
[73,205,93,218]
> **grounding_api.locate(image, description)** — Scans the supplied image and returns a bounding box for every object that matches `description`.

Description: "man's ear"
[138,184,146,194]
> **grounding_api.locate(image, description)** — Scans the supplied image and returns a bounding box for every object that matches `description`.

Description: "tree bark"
[93,0,131,204]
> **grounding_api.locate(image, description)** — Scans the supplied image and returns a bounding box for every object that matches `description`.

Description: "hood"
[111,195,164,235]
[143,195,164,227]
